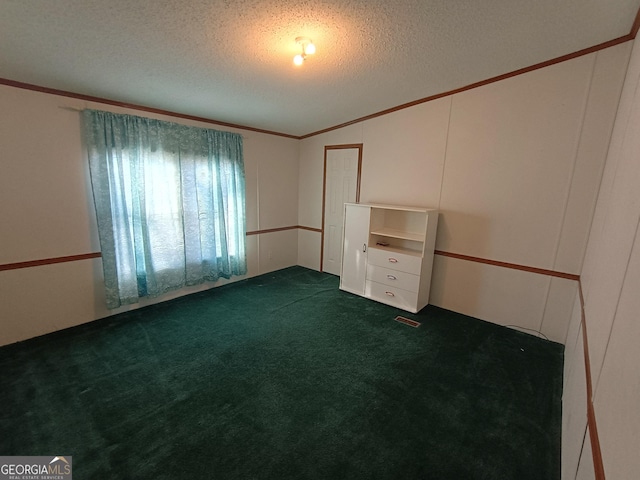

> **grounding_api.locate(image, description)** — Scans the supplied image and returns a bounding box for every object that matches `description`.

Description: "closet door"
[339,204,370,295]
[322,147,360,275]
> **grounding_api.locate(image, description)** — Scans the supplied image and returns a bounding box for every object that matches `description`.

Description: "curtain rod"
[58,106,248,137]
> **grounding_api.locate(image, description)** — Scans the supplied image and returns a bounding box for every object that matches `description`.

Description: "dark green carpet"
[0,266,563,479]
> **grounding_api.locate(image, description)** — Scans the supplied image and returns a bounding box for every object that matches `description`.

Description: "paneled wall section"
[297,42,632,345]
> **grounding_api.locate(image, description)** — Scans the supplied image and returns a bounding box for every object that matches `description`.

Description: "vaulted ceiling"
[1,1,639,137]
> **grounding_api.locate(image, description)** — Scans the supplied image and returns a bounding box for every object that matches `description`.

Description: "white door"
[339,204,370,295]
[323,148,360,275]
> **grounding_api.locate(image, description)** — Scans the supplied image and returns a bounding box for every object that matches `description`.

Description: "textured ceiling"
[1,0,639,136]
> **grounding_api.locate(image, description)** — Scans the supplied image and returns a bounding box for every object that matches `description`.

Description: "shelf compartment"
[369,240,424,255]
[369,227,425,242]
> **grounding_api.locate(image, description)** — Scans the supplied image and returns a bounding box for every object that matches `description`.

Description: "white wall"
[297,42,631,343]
[0,85,299,346]
[562,35,640,480]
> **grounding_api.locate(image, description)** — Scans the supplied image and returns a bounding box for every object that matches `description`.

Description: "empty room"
[1,1,639,479]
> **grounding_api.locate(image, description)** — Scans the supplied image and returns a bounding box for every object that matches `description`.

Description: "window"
[84,110,247,309]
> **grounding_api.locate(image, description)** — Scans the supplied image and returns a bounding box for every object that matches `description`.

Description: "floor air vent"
[394,316,421,328]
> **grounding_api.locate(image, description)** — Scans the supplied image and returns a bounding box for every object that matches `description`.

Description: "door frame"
[320,143,363,273]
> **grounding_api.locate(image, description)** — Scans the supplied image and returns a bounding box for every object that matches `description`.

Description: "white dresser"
[339,203,438,313]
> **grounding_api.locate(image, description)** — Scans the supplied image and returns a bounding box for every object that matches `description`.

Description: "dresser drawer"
[367,247,422,275]
[366,264,420,293]
[365,280,418,313]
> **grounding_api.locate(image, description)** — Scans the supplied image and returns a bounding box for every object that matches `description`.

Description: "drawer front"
[366,264,420,293]
[367,247,422,275]
[365,281,418,313]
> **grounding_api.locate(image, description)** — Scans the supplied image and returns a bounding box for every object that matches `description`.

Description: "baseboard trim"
[0,252,102,271]
[246,225,299,235]
[1,226,320,271]
[434,250,579,280]
[246,225,322,235]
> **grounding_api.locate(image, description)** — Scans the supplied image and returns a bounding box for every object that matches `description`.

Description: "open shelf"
[369,227,425,242]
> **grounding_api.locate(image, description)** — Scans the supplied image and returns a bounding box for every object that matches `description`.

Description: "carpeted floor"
[0,266,563,479]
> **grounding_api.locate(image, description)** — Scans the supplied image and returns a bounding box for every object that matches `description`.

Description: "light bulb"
[305,42,316,55]
[293,54,304,66]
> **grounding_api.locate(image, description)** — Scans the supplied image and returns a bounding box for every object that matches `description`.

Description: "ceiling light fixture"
[293,36,315,66]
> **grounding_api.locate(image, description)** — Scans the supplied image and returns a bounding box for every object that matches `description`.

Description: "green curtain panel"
[84,109,247,309]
